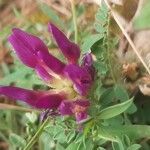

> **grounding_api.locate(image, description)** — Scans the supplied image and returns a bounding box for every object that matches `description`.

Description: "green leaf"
[114,85,137,114]
[56,143,65,150]
[94,23,107,33]
[98,98,133,119]
[83,120,94,136]
[94,61,108,75]
[122,135,130,147]
[94,3,108,34]
[0,25,11,38]
[66,143,79,150]
[81,34,103,53]
[67,131,76,143]
[114,85,129,101]
[112,141,124,150]
[40,3,64,28]
[99,125,150,140]
[134,1,150,29]
[127,144,141,150]
[0,67,31,85]
[100,87,115,105]
[97,147,106,150]
[98,126,118,142]
[45,124,67,143]
[25,112,37,123]
[13,7,22,18]
[95,11,108,23]
[40,132,53,150]
[9,133,26,148]
[82,138,94,150]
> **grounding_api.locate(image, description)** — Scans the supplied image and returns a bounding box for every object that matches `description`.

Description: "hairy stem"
[103,10,116,83]
[106,13,117,83]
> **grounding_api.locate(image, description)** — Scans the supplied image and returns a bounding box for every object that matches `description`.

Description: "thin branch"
[23,117,49,150]
[0,103,40,113]
[103,0,150,74]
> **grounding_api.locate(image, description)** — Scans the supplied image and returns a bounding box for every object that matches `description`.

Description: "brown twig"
[0,103,40,113]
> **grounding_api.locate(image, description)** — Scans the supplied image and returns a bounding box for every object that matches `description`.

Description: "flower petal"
[40,109,59,122]
[73,100,90,122]
[8,35,38,68]
[48,23,80,64]
[59,100,90,122]
[82,53,95,81]
[64,64,92,96]
[58,101,73,115]
[35,64,53,82]
[34,92,65,109]
[12,28,49,55]
[82,53,93,67]
[8,28,51,68]
[75,112,88,123]
[0,86,65,109]
[38,51,66,75]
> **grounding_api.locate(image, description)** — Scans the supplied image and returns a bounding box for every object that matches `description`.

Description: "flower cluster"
[0,23,94,123]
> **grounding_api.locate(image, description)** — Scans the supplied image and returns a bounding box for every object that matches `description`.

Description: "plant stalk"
[70,0,78,43]
[23,117,49,150]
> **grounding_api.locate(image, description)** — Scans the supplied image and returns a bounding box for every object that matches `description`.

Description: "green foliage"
[134,1,150,29]
[1,1,150,150]
[127,144,141,150]
[98,98,133,120]
[81,34,103,53]
[94,4,108,34]
[0,59,44,89]
[98,124,150,141]
[90,3,119,80]
[9,133,26,148]
[40,3,64,29]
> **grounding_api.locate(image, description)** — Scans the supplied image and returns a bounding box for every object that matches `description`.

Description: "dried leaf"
[122,63,139,81]
[138,76,150,96]
[117,29,150,67]
[112,0,140,22]
[109,0,141,35]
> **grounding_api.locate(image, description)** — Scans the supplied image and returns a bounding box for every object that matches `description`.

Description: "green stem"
[23,117,49,150]
[105,12,116,83]
[70,0,78,44]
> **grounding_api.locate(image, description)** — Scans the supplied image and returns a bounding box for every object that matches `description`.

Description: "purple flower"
[59,100,90,122]
[0,23,94,122]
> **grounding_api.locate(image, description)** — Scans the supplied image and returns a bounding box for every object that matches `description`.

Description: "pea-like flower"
[0,23,94,123]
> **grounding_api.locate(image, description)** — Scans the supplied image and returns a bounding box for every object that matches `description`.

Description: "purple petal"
[73,100,90,107]
[40,109,59,122]
[0,86,65,109]
[58,101,73,115]
[12,28,49,55]
[59,100,90,122]
[73,100,90,122]
[38,51,66,75]
[8,28,51,68]
[35,64,53,82]
[75,112,88,123]
[8,35,38,68]
[82,53,93,67]
[34,92,65,109]
[82,53,95,81]
[48,23,80,64]
[64,64,92,96]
